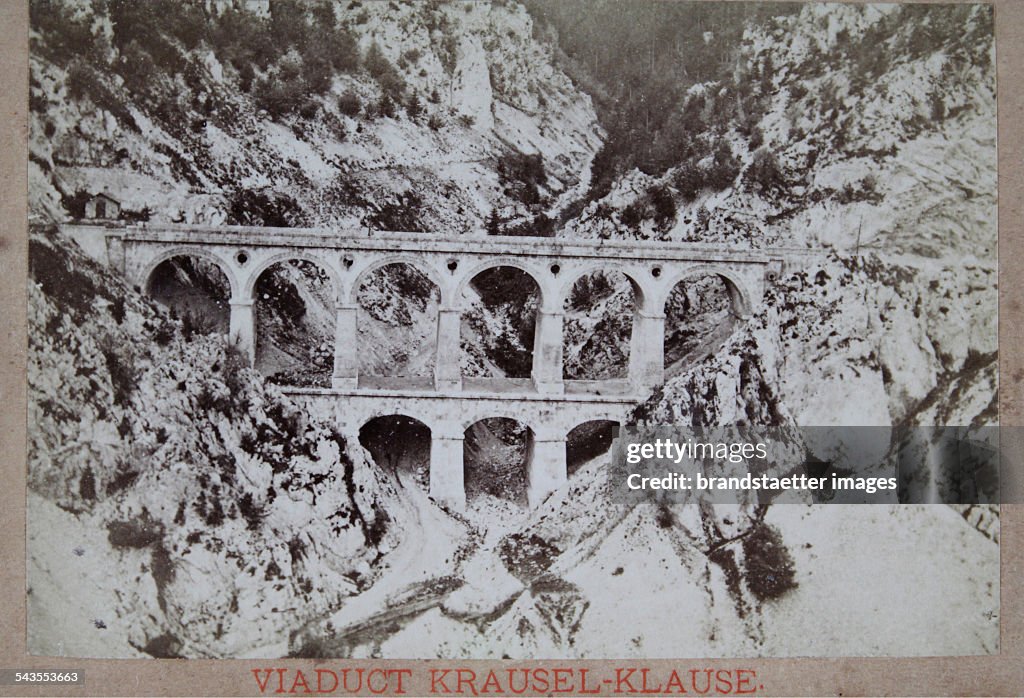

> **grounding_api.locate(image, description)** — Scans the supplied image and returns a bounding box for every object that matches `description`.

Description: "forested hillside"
[526,0,800,198]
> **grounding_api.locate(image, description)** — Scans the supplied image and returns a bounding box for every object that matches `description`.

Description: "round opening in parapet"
[236,251,249,266]
[550,264,561,275]
[652,266,662,278]
[447,259,458,272]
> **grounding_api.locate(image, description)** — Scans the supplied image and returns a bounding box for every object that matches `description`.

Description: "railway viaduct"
[62,221,806,509]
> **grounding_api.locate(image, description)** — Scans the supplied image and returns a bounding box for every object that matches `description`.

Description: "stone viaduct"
[62,222,806,509]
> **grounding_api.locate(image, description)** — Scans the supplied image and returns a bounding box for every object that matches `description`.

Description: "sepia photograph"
[23,0,999,665]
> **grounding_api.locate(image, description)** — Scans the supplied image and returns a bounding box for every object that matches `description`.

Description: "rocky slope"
[29,0,600,231]
[558,3,995,254]
[560,3,997,407]
[27,225,469,657]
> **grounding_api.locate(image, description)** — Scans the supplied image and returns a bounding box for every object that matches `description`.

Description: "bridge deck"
[281,384,642,405]
[347,376,636,396]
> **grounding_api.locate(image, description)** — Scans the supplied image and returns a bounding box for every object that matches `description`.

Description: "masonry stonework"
[61,222,812,509]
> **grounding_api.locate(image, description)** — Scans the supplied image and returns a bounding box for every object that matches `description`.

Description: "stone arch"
[140,246,239,299]
[455,257,548,311]
[250,256,339,387]
[566,419,620,476]
[659,264,754,318]
[558,264,648,312]
[562,266,645,381]
[142,248,235,336]
[349,255,448,306]
[359,413,432,491]
[244,251,342,304]
[352,259,444,383]
[462,415,536,506]
[661,265,750,376]
[459,410,534,434]
[458,260,546,383]
[355,403,441,436]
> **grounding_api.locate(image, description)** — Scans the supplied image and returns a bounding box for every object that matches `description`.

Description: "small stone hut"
[84,193,121,221]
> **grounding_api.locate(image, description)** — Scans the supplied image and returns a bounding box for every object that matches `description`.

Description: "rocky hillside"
[559,3,994,256]
[29,0,601,231]
[635,256,997,431]
[27,225,469,657]
[559,3,997,405]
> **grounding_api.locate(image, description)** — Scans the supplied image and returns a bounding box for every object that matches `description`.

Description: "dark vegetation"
[485,208,502,236]
[709,545,748,618]
[567,271,615,312]
[227,189,307,227]
[366,190,426,232]
[741,522,798,600]
[485,152,557,238]
[498,152,547,207]
[138,632,185,659]
[364,40,406,104]
[620,183,678,232]
[32,0,383,213]
[502,212,557,238]
[523,1,801,199]
[498,532,560,582]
